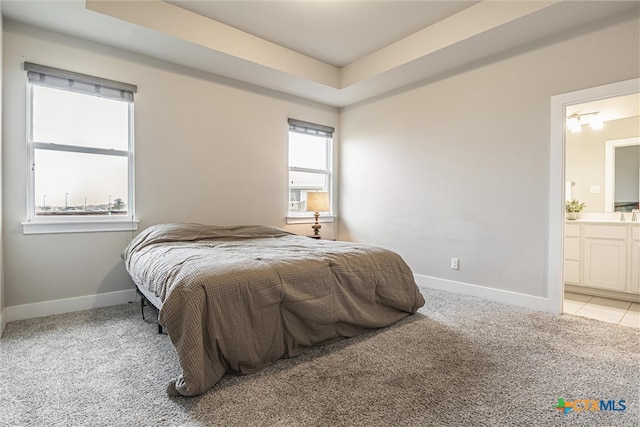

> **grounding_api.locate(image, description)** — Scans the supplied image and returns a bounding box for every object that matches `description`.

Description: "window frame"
[21,63,138,234]
[286,119,335,223]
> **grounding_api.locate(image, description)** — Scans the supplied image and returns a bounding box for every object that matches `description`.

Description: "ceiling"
[1,1,639,107]
[165,1,478,68]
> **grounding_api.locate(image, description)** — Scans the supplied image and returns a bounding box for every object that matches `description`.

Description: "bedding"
[123,223,425,396]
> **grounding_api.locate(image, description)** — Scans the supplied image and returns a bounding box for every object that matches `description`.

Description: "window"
[288,119,334,218]
[23,62,138,234]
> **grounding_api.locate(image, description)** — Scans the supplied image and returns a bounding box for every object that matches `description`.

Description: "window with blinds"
[287,119,334,216]
[24,62,137,232]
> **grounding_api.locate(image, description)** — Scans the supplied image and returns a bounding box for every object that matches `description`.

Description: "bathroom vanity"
[565,217,640,302]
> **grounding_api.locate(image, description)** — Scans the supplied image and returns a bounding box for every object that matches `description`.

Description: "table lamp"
[306,191,329,239]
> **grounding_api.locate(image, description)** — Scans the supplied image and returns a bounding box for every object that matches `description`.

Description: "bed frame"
[134,284,163,334]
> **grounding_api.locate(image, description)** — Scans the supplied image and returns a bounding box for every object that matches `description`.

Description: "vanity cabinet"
[632,227,640,293]
[564,221,639,301]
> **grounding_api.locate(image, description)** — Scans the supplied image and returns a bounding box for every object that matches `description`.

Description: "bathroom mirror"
[565,93,640,213]
[604,137,640,212]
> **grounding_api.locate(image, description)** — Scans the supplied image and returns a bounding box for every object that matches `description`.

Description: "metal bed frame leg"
[136,288,163,334]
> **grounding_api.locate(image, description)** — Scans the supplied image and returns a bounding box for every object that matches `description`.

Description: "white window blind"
[24,62,136,102]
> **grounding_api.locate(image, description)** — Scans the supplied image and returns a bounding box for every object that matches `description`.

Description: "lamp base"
[310,212,322,239]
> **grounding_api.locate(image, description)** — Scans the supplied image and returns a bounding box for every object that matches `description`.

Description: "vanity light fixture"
[567,111,603,132]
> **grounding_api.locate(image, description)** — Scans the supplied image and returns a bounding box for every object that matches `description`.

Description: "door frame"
[548,78,640,314]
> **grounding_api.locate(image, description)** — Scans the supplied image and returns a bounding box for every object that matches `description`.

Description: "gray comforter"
[123,223,425,396]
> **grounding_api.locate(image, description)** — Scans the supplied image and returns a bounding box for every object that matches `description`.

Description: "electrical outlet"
[451,257,459,270]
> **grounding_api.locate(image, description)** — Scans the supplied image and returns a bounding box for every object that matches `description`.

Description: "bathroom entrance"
[549,78,640,327]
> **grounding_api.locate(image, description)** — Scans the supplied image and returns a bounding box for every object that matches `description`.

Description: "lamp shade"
[306,192,329,213]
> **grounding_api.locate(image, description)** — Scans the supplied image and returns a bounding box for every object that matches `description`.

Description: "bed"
[122,223,425,396]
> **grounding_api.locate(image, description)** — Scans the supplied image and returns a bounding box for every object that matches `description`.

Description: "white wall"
[339,15,639,307]
[2,21,338,314]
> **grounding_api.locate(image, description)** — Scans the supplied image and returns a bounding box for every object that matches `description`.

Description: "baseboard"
[565,284,640,303]
[2,277,555,325]
[5,289,137,323]
[0,307,6,338]
[415,274,554,312]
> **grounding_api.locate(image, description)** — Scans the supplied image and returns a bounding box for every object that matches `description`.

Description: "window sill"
[286,215,335,225]
[22,219,139,235]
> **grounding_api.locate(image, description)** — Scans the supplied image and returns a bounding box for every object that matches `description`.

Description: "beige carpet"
[1,287,638,426]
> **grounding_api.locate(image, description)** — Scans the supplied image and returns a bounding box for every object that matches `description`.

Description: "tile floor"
[564,292,639,329]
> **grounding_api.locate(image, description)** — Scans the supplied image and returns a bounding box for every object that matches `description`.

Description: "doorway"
[548,78,640,316]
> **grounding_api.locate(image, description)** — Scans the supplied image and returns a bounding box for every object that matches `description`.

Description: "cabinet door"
[564,260,580,284]
[565,237,580,260]
[564,236,581,284]
[583,238,626,291]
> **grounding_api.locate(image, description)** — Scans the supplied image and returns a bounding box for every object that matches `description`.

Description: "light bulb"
[567,115,581,133]
[589,113,603,130]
